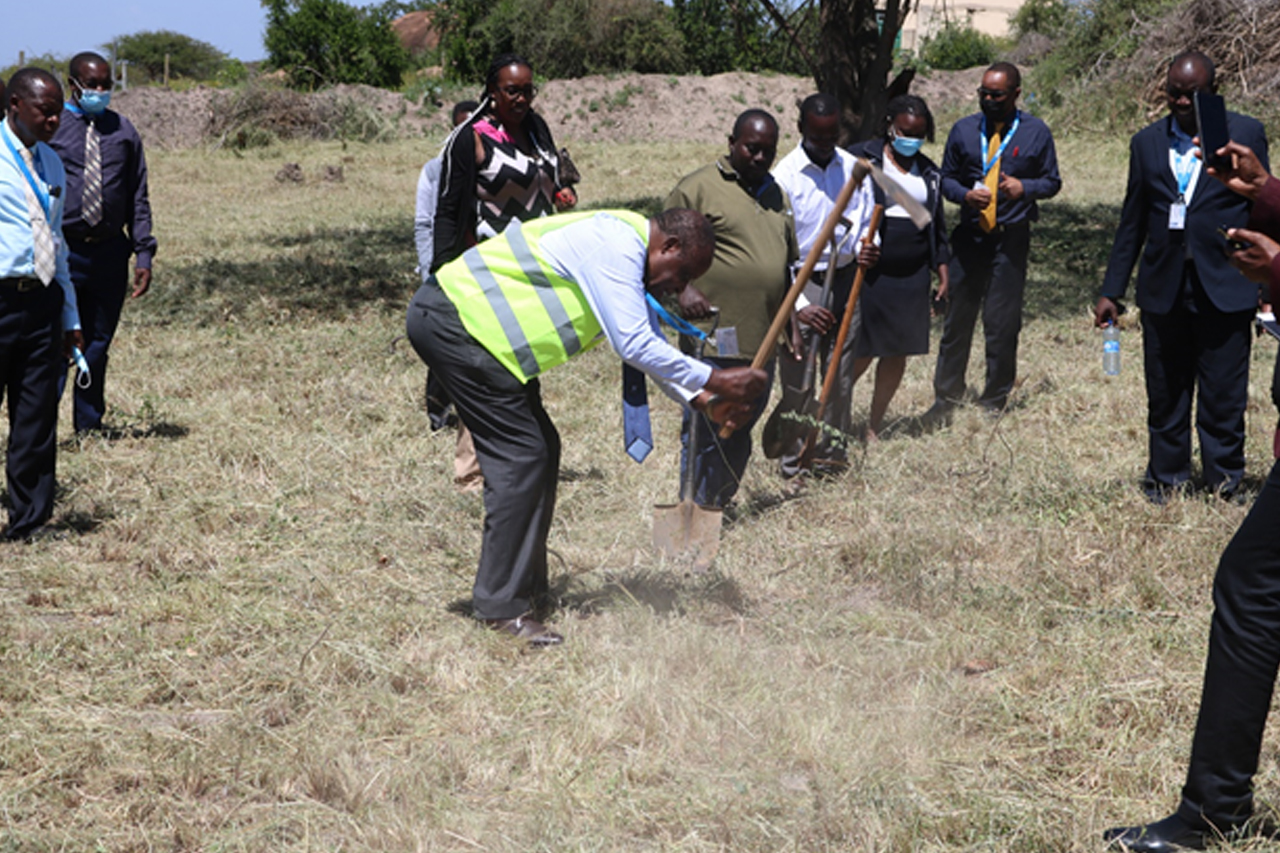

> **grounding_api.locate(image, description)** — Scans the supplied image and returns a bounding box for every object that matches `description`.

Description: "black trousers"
[1141,268,1252,495]
[56,236,132,432]
[933,223,1031,410]
[405,282,558,620]
[1179,458,1280,829]
[0,282,63,539]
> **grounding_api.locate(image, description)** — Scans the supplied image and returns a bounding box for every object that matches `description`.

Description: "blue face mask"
[77,89,111,116]
[891,134,924,157]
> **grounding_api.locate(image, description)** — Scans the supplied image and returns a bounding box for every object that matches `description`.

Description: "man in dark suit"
[1096,50,1269,503]
[928,61,1061,418]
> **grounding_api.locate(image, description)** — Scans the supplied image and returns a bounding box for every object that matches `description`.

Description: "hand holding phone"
[1195,91,1231,171]
[1219,225,1254,253]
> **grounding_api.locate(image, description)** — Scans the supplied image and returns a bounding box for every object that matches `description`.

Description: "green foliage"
[437,0,689,81]
[919,22,997,70]
[107,30,229,83]
[262,0,411,89]
[672,0,813,75]
[1010,0,1069,38]
[1013,0,1180,116]
[0,53,67,86]
[435,0,811,83]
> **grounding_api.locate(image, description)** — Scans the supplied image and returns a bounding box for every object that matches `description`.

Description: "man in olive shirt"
[665,109,797,507]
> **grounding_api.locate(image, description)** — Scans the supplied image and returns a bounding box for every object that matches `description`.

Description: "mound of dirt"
[111,69,985,150]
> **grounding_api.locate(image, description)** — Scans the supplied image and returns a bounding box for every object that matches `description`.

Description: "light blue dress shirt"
[0,118,80,331]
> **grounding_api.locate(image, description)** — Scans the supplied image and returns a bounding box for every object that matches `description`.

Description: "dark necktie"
[83,119,103,227]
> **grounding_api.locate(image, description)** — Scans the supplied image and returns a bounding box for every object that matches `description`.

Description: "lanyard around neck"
[1,128,51,219]
[980,112,1020,177]
[646,293,707,341]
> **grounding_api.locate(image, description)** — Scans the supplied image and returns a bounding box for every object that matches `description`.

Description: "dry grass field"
[5,119,1280,851]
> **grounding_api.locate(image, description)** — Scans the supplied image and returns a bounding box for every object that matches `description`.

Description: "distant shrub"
[263,0,410,89]
[109,30,229,83]
[920,23,997,70]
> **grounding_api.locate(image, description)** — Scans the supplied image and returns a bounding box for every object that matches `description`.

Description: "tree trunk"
[815,0,915,143]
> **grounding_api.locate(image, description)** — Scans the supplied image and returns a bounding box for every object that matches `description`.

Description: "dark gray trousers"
[933,223,1031,410]
[406,282,559,620]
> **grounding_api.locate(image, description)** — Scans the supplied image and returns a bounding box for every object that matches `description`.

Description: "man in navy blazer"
[1097,50,1269,503]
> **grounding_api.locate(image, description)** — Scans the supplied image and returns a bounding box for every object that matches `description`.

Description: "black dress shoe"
[480,615,564,648]
[1103,813,1236,851]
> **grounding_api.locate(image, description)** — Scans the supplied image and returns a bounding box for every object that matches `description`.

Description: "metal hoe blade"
[863,158,933,230]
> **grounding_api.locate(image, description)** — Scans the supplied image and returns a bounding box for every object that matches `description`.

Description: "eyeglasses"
[499,84,537,100]
[977,87,1010,100]
[1165,85,1203,99]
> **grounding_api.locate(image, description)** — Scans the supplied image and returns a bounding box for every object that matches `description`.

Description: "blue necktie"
[623,363,652,463]
[622,295,709,463]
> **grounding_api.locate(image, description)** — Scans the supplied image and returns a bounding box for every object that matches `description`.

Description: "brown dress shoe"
[481,615,564,647]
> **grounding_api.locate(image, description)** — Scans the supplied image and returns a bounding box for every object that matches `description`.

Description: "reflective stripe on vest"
[436,210,649,383]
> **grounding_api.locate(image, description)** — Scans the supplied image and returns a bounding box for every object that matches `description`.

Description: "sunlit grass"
[1,126,1277,850]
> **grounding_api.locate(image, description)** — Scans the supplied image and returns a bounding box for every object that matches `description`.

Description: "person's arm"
[414,159,440,279]
[1015,122,1062,201]
[430,126,476,272]
[127,124,155,297]
[1096,134,1148,325]
[939,122,972,205]
[46,153,82,352]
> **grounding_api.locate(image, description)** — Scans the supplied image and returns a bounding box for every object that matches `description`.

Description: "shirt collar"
[716,155,774,198]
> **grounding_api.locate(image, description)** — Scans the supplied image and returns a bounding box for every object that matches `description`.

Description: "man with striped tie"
[1,68,83,541]
[50,52,156,435]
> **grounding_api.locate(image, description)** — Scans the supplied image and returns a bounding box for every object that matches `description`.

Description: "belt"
[0,277,44,292]
[65,229,121,245]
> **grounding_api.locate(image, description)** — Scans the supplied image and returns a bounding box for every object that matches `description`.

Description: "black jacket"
[847,137,949,271]
[430,109,562,273]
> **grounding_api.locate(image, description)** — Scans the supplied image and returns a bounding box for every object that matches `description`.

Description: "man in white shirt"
[771,93,878,476]
[405,208,766,647]
[0,69,83,541]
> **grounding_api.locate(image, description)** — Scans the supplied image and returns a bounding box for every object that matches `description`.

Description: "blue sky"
[3,1,274,65]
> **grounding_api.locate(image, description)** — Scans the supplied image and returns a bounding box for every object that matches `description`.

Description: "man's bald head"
[7,68,64,145]
[7,67,62,103]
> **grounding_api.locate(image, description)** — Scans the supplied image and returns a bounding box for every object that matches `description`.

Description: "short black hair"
[731,108,778,140]
[986,61,1021,90]
[1169,50,1216,88]
[799,93,840,122]
[0,78,6,117]
[654,208,716,265]
[7,67,62,103]
[885,94,936,143]
[69,51,109,81]
[452,100,479,123]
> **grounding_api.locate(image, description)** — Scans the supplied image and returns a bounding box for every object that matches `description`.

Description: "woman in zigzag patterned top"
[428,53,578,493]
[431,53,577,273]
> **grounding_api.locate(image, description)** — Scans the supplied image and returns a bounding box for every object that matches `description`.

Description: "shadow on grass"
[561,568,749,617]
[141,220,419,327]
[1023,200,1123,321]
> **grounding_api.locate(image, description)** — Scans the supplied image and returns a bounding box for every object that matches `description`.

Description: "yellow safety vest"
[435,210,650,383]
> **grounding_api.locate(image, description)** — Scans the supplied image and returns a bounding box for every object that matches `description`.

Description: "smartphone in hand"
[1195,91,1231,171]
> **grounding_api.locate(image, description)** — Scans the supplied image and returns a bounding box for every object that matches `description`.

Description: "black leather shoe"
[1103,813,1230,851]
[480,615,564,648]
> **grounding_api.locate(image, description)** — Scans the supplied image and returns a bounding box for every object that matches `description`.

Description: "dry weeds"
[1,126,1278,851]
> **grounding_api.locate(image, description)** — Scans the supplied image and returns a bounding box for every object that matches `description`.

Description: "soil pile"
[112,69,985,150]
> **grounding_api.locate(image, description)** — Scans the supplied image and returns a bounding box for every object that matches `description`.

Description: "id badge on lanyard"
[1169,197,1187,231]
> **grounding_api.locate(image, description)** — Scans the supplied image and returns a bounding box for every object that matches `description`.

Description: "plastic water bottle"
[1102,323,1120,375]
